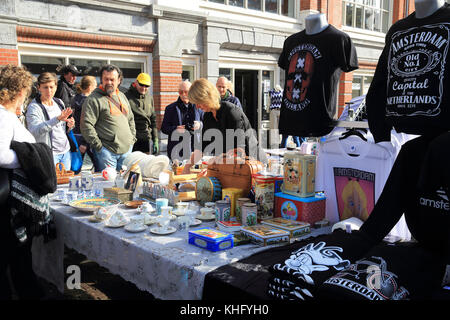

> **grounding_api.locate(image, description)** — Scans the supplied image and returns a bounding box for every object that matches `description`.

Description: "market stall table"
[31,179,330,300]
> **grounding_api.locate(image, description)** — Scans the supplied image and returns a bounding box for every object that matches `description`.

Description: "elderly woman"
[26,72,75,169]
[0,64,55,300]
[183,78,266,173]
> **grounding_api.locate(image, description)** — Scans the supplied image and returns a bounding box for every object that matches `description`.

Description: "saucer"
[149,226,176,235]
[189,219,202,227]
[104,220,128,228]
[197,214,215,221]
[124,225,147,233]
[88,215,104,223]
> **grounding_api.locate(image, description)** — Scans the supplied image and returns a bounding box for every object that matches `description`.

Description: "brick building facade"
[0,0,421,148]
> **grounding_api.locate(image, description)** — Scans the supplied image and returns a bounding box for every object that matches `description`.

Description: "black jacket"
[55,77,76,110]
[201,101,267,162]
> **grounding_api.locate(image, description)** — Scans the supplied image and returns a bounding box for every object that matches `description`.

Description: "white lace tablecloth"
[32,180,331,300]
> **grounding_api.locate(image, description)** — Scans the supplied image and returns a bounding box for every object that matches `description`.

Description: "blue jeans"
[94,145,132,172]
[53,150,71,170]
[280,135,303,148]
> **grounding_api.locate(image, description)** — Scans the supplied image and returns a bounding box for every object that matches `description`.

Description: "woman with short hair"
[26,72,75,169]
[183,78,267,173]
[0,64,56,300]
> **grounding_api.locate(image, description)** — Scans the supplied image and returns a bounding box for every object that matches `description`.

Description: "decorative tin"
[260,218,311,238]
[252,173,276,221]
[241,224,290,246]
[241,202,257,226]
[222,187,244,218]
[103,187,133,203]
[215,199,231,222]
[188,228,234,252]
[236,198,251,223]
[274,176,284,194]
[196,176,222,206]
[282,152,316,197]
[274,192,326,224]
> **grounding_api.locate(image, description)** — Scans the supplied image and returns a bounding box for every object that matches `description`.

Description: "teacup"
[157,214,171,232]
[108,210,129,226]
[161,205,173,217]
[156,198,168,215]
[128,215,145,230]
[139,202,154,214]
[141,212,153,225]
[56,189,67,201]
[64,191,78,204]
[175,202,189,215]
[200,207,214,217]
[94,207,110,221]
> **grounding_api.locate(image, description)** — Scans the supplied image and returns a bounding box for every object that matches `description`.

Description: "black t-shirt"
[278,25,358,137]
[366,3,450,142]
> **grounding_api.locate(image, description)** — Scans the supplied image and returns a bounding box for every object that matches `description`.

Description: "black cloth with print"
[278,25,358,137]
[366,3,450,143]
[317,241,446,300]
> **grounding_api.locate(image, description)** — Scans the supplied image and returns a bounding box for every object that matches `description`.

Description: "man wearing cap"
[161,80,203,161]
[55,64,80,108]
[216,76,242,109]
[124,73,158,155]
[81,64,136,171]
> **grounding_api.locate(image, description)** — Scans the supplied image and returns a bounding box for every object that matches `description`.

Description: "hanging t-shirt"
[315,130,411,240]
[366,3,450,142]
[268,89,282,110]
[278,25,359,137]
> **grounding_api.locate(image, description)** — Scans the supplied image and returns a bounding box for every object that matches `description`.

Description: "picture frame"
[125,171,140,192]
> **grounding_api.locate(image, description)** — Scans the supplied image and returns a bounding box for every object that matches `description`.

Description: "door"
[234,70,258,130]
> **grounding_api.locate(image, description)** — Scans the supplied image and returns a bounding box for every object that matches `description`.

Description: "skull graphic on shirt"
[286,51,315,103]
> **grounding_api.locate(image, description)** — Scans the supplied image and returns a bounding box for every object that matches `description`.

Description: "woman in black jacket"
[183,78,266,173]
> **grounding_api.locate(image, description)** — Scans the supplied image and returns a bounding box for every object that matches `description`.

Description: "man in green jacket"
[80,64,136,171]
[125,73,158,155]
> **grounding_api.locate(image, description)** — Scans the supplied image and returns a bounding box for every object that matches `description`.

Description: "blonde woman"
[26,72,74,168]
[71,75,99,171]
[183,78,266,173]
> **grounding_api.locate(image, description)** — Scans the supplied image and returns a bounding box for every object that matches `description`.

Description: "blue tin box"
[188,228,234,252]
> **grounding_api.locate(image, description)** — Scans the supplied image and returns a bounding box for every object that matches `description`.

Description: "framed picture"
[125,171,140,192]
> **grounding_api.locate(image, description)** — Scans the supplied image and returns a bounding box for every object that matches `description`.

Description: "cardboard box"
[282,152,316,197]
[261,218,311,238]
[241,224,290,246]
[275,192,325,224]
[188,228,233,252]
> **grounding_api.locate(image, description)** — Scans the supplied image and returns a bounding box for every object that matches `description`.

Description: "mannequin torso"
[414,0,445,18]
[305,13,329,35]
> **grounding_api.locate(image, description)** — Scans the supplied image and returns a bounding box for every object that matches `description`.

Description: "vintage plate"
[196,213,215,221]
[189,219,202,227]
[149,226,176,235]
[69,198,120,212]
[124,225,147,233]
[124,200,144,209]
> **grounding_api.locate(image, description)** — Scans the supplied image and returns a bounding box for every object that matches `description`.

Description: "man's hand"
[193,121,201,131]
[152,139,159,154]
[176,125,186,133]
[79,145,87,154]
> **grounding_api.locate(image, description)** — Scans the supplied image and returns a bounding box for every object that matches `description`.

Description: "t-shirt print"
[387,23,450,117]
[284,44,322,112]
[333,168,376,222]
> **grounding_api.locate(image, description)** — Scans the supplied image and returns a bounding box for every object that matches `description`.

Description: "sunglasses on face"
[138,82,150,88]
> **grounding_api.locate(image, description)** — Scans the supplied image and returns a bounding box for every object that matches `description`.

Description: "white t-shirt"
[315,130,412,240]
[43,101,70,155]
[0,105,36,169]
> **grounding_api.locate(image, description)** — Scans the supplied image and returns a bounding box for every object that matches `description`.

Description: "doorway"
[234,69,258,130]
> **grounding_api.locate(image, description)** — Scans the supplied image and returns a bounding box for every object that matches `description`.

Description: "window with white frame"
[343,0,390,33]
[352,74,373,98]
[205,0,295,17]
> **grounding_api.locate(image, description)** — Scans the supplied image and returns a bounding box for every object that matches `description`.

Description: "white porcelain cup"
[139,202,153,213]
[200,207,214,217]
[129,215,145,230]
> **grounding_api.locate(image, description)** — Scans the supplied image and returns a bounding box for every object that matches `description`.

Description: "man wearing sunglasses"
[125,73,158,155]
